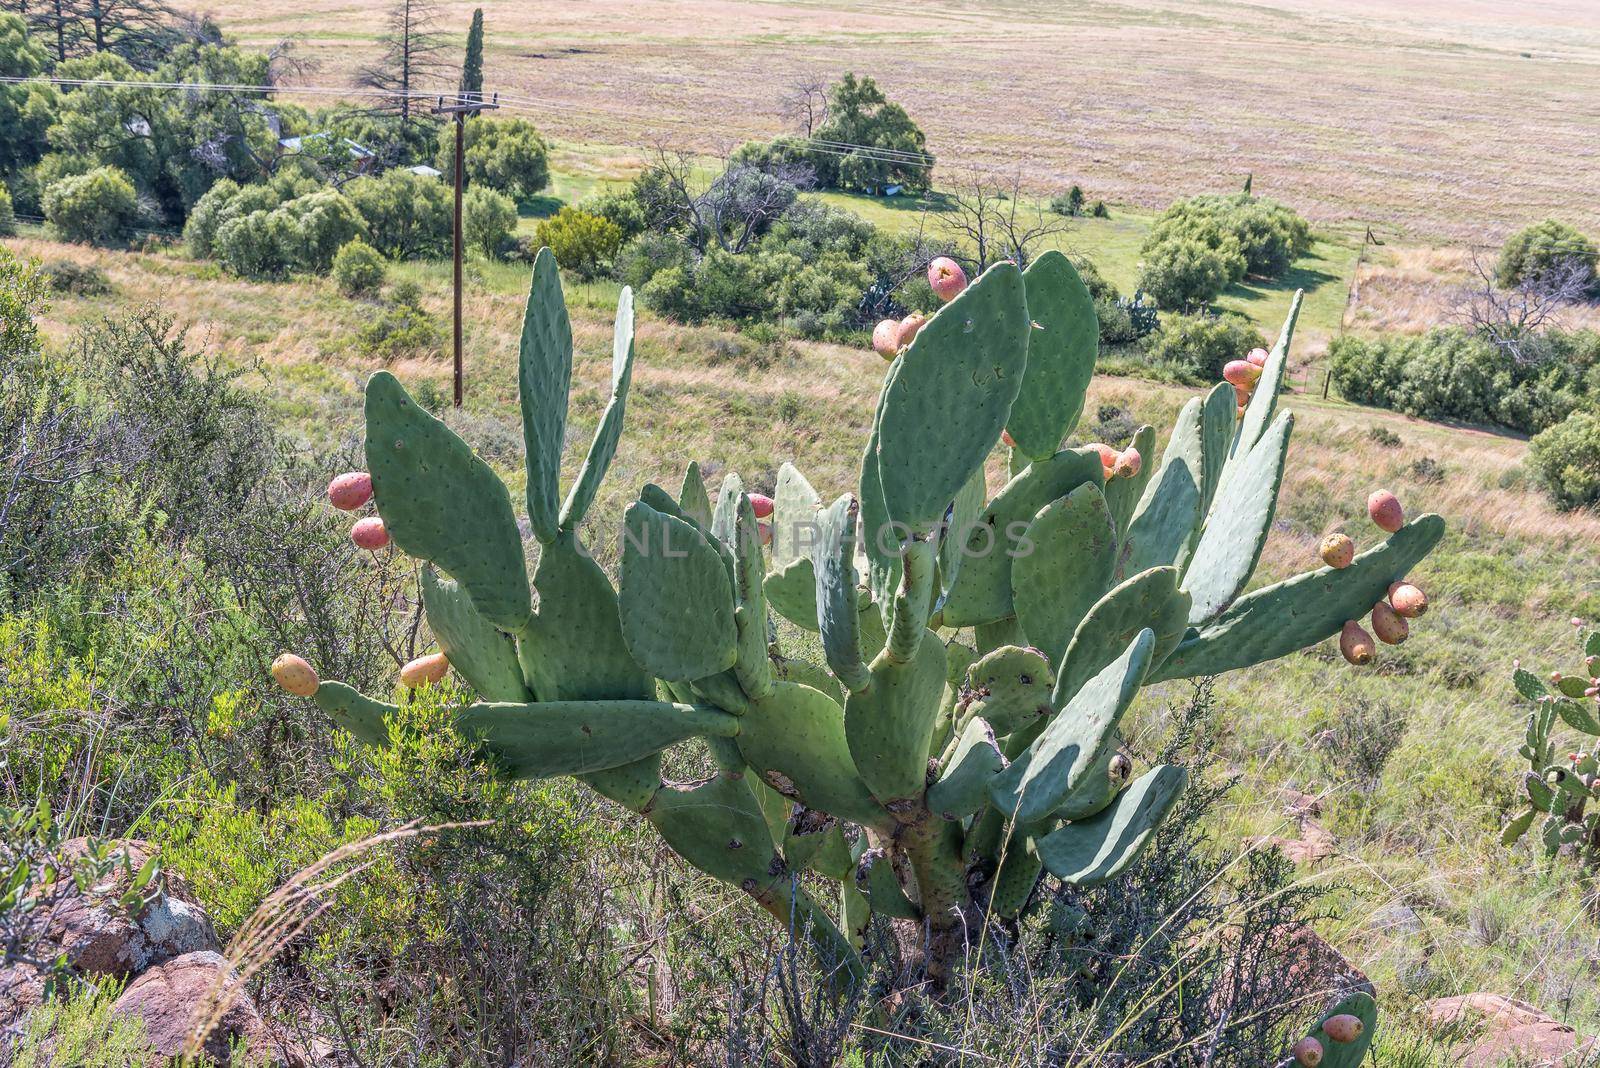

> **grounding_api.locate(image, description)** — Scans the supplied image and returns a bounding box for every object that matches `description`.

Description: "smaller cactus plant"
[1279,993,1377,1067]
[1502,622,1600,868]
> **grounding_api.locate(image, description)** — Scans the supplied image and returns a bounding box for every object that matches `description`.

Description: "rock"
[1211,922,1372,1026]
[110,951,295,1066]
[0,962,45,1032]
[1279,788,1323,819]
[1424,993,1596,1067]
[40,840,218,980]
[1249,819,1337,865]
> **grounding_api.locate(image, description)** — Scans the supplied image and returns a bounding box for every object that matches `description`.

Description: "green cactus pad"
[1124,398,1204,576]
[1052,740,1129,821]
[962,645,1053,736]
[928,717,1005,820]
[764,559,819,631]
[583,755,663,812]
[457,699,739,779]
[1035,763,1188,886]
[941,447,1105,626]
[774,655,844,704]
[1225,290,1302,481]
[1184,410,1294,625]
[646,772,781,886]
[815,495,871,692]
[1013,483,1118,667]
[1006,251,1097,460]
[990,630,1154,825]
[771,461,822,571]
[886,538,936,664]
[940,464,988,599]
[798,823,854,881]
[1198,383,1235,515]
[1150,514,1446,681]
[1300,991,1377,1068]
[857,851,919,920]
[732,497,775,700]
[558,286,637,531]
[875,261,1030,534]
[712,472,744,545]
[845,629,948,806]
[1053,567,1189,708]
[678,461,713,530]
[858,422,900,620]
[518,247,572,544]
[987,837,1043,919]
[619,502,739,682]
[737,681,888,831]
[517,534,653,701]
[420,567,531,703]
[364,371,532,632]
[313,682,395,748]
[1501,807,1537,845]
[1102,424,1156,538]
[1555,697,1600,734]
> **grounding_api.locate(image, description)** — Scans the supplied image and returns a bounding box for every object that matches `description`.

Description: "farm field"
[10,228,1600,1058]
[212,0,1600,242]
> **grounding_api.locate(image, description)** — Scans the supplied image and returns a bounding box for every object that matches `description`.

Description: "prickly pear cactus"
[276,246,1445,986]
[1501,623,1600,869]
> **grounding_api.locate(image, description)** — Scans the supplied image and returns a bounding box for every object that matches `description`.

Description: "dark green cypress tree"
[459,8,483,103]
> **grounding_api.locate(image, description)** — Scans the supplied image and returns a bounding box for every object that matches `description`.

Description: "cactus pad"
[1035,763,1188,885]
[457,699,740,778]
[1006,251,1097,460]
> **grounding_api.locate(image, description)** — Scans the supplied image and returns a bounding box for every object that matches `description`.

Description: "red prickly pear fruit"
[758,520,772,546]
[1223,360,1262,388]
[1114,446,1142,478]
[1088,442,1118,468]
[897,313,928,348]
[271,653,320,697]
[1367,489,1404,533]
[399,651,449,688]
[1574,617,1586,627]
[1551,671,1564,684]
[1247,346,1270,367]
[927,257,968,302]
[351,516,389,550]
[1387,581,1428,617]
[1292,1036,1324,1066]
[1234,384,1253,406]
[872,319,900,360]
[1340,620,1375,665]
[327,471,373,511]
[749,493,775,519]
[1371,601,1409,645]
[1319,533,1354,568]
[1322,1014,1363,1043]
[1002,430,1017,449]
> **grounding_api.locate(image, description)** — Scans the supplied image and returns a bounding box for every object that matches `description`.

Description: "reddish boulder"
[110,951,293,1066]
[1424,994,1596,1067]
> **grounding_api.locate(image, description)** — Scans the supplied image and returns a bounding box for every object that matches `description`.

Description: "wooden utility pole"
[433,92,499,406]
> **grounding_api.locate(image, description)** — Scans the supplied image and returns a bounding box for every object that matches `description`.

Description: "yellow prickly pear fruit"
[1323,1014,1363,1043]
[1340,620,1375,665]
[1370,601,1409,644]
[1319,532,1354,569]
[271,653,320,697]
[399,651,450,687]
[1292,1036,1324,1066]
[872,319,900,360]
[1387,581,1427,617]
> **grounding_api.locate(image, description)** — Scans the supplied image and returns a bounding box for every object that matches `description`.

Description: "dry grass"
[1348,244,1600,336]
[205,0,1600,242]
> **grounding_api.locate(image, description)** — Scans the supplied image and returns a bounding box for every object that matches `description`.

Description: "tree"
[809,72,932,193]
[781,74,827,137]
[1496,219,1597,293]
[435,117,549,201]
[1137,236,1241,310]
[0,14,57,177]
[462,185,514,258]
[937,170,1071,272]
[534,206,622,279]
[357,0,446,126]
[41,163,137,243]
[344,168,452,258]
[458,7,482,104]
[1458,249,1592,364]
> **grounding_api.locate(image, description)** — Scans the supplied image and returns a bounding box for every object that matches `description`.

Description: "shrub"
[1050,184,1085,216]
[809,73,933,193]
[357,280,442,360]
[41,166,138,245]
[0,184,13,236]
[1147,311,1267,382]
[1530,411,1600,510]
[533,206,623,280]
[614,231,690,291]
[275,188,367,272]
[439,117,550,202]
[41,259,112,295]
[580,189,647,241]
[213,208,297,279]
[332,238,386,297]
[1137,236,1243,310]
[1146,193,1311,279]
[345,170,453,260]
[463,186,518,260]
[182,177,243,257]
[1496,219,1597,292]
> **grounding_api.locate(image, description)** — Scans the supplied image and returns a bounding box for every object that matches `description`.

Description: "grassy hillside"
[12,229,1600,1055]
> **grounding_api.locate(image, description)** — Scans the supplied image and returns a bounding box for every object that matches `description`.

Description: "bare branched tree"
[637,143,809,255]
[937,170,1073,272]
[1456,250,1592,364]
[781,75,829,138]
[356,0,446,124]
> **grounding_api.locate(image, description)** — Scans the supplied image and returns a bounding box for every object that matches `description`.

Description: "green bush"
[357,280,442,360]
[1051,185,1085,217]
[213,208,297,279]
[1496,219,1597,292]
[40,259,111,295]
[533,206,622,279]
[1147,311,1267,382]
[1530,411,1600,510]
[581,189,648,241]
[332,238,386,297]
[1137,236,1243,310]
[808,73,933,193]
[0,184,14,236]
[41,166,138,245]
[438,117,550,202]
[614,230,690,291]
[182,177,244,257]
[1145,193,1311,279]
[345,170,453,260]
[275,188,367,272]
[463,185,518,259]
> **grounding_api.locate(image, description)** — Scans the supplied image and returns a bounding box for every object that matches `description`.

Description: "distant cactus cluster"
[272,246,1444,991]
[1502,620,1600,869]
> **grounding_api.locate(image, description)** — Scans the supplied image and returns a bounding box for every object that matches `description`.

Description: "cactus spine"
[277,247,1445,986]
